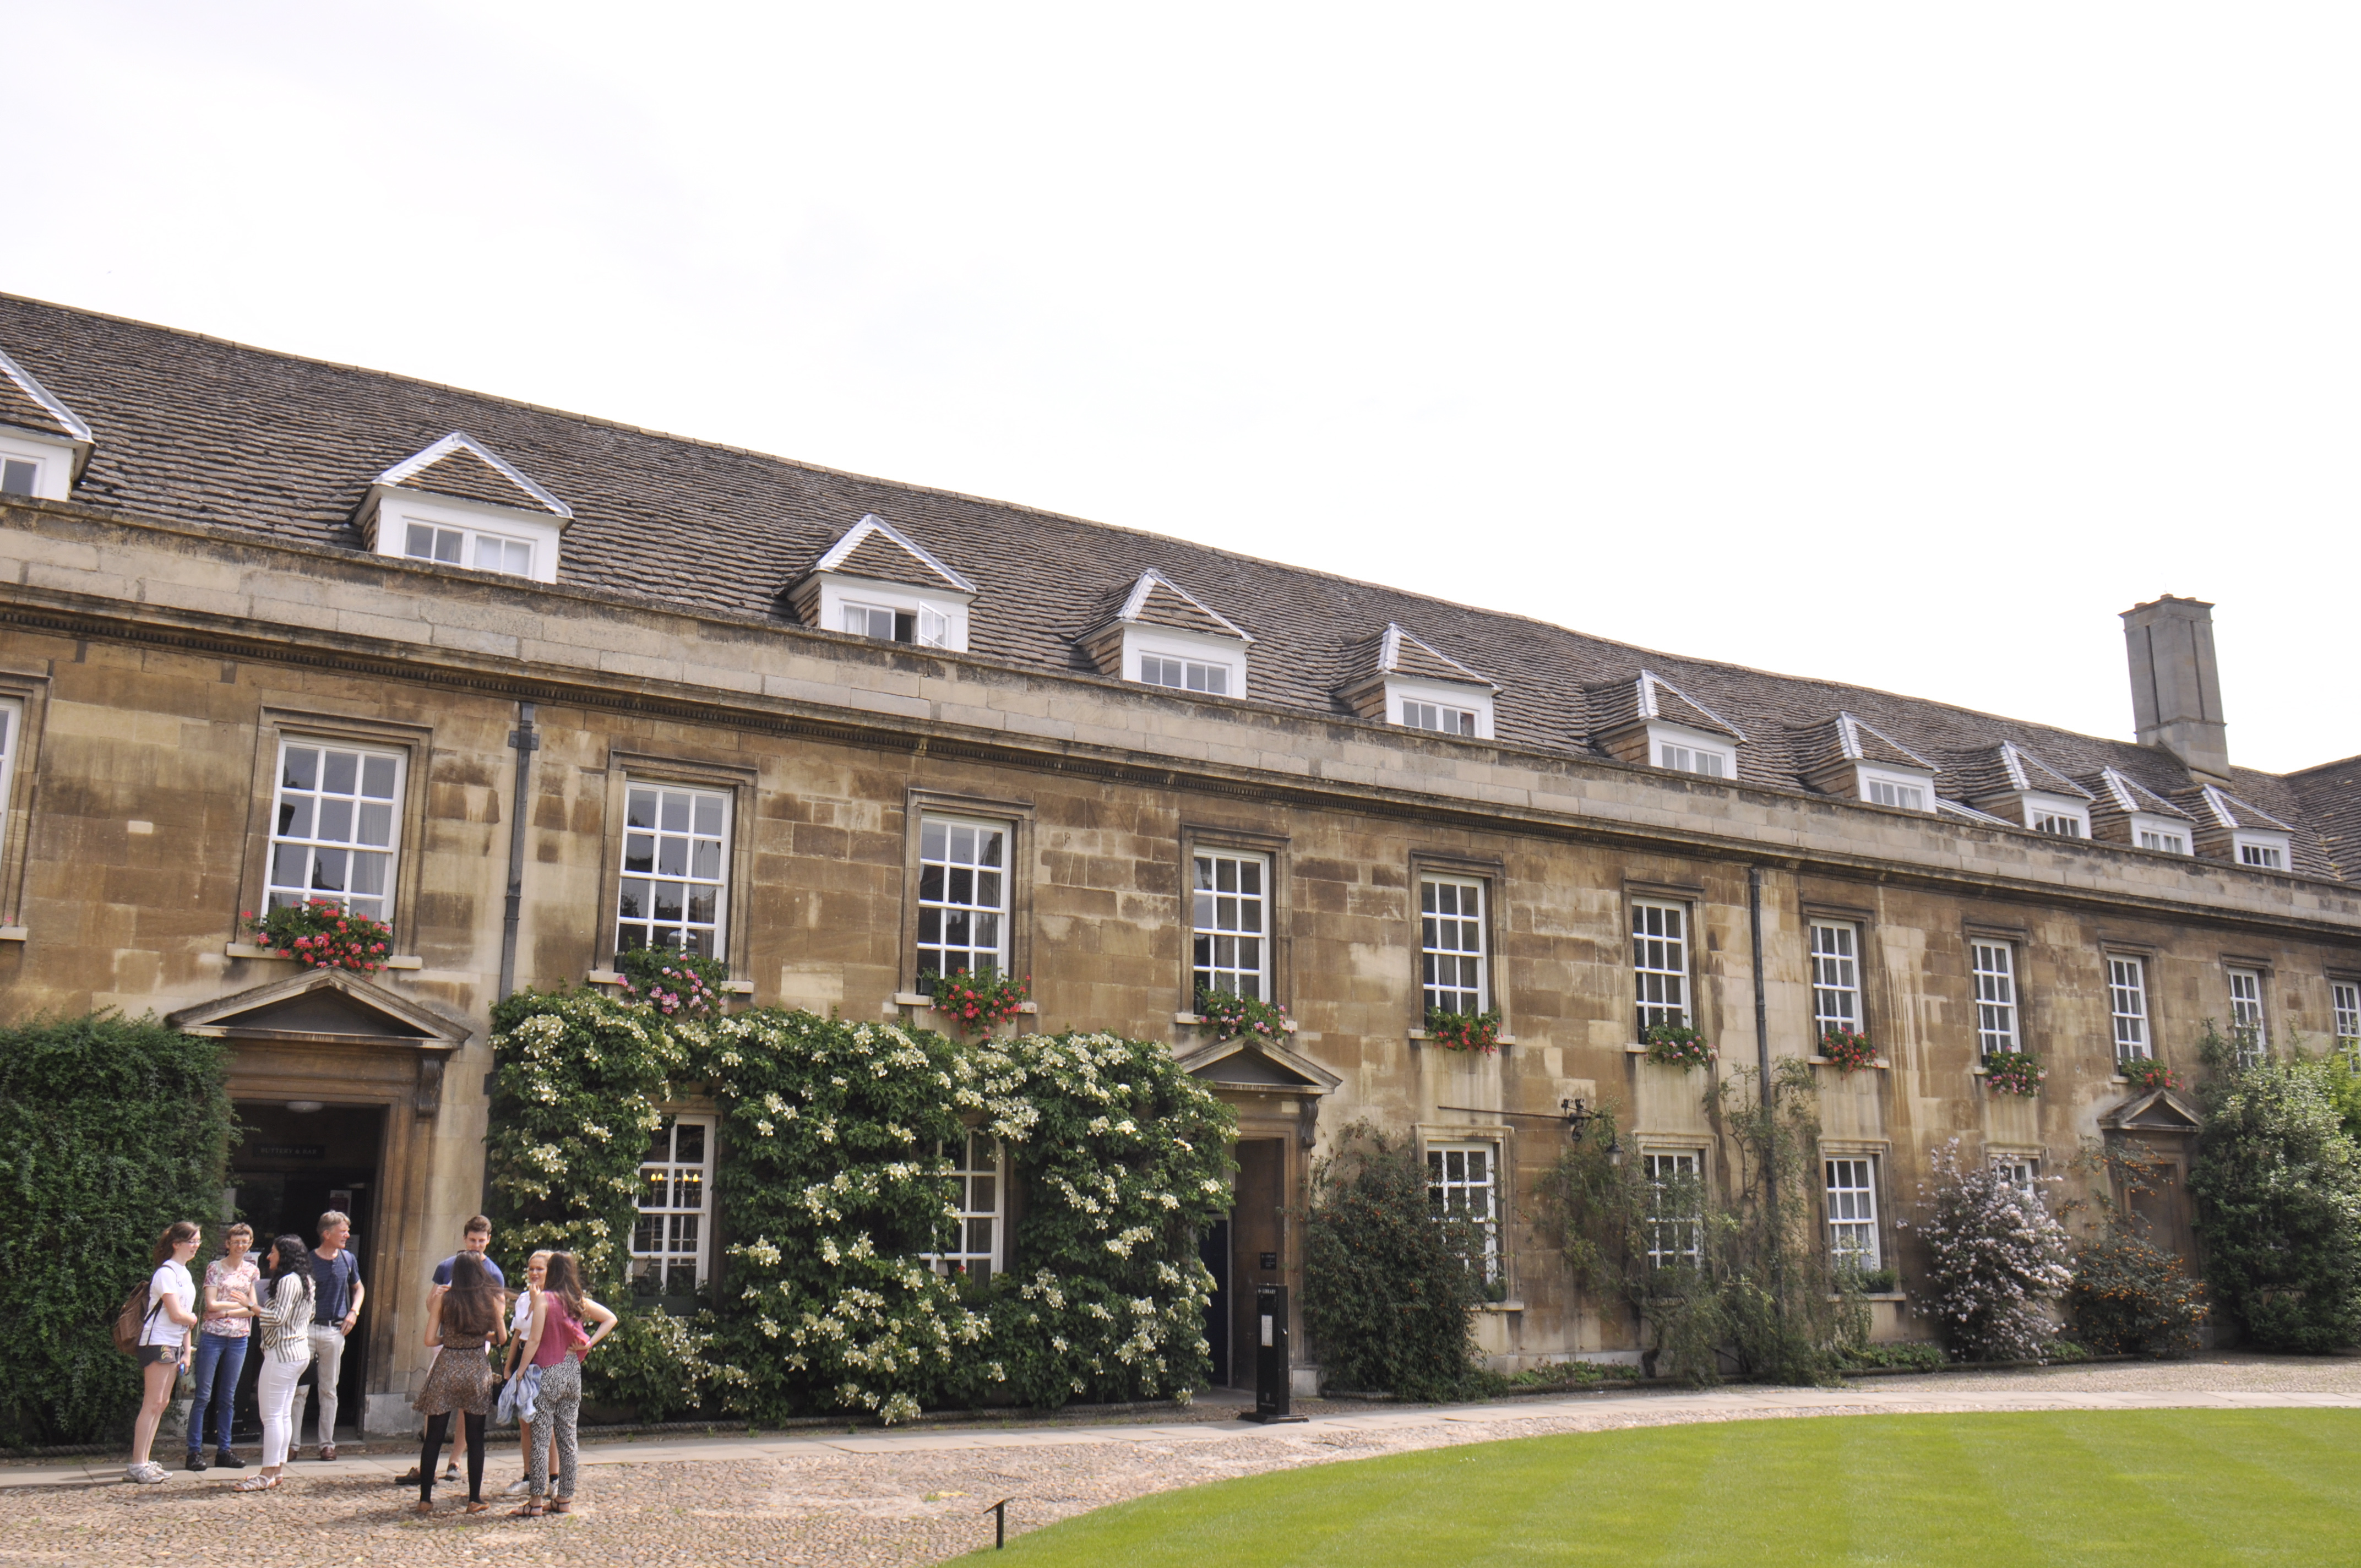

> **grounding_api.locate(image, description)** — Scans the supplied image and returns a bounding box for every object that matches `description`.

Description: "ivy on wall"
[483,995,1234,1422]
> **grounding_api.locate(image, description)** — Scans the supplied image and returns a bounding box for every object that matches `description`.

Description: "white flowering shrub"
[486,989,683,1291]
[487,996,1233,1423]
[1905,1138,2073,1362]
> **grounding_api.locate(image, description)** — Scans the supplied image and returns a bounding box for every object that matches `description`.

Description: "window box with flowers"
[1642,1022,1715,1070]
[1423,1007,1503,1054]
[926,967,1031,1035]
[1817,1026,1879,1073]
[1980,1050,2046,1096]
[1194,987,1290,1043]
[2119,1057,2185,1093]
[241,901,393,973]
[617,946,729,1019]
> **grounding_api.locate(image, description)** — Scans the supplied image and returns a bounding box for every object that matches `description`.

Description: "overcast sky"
[6,4,2354,772]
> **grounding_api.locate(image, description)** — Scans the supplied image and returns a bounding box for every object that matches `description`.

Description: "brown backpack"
[110,1279,161,1357]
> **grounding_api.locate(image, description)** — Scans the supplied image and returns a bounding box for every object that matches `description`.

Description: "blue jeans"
[187,1332,249,1453]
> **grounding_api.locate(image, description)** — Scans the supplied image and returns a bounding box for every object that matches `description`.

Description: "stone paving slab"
[7,1362,2359,1567]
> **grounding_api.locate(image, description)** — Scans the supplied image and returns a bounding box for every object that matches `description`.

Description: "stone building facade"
[2,295,2357,1429]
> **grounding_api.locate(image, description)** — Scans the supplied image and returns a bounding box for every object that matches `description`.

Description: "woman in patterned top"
[411,1252,508,1513]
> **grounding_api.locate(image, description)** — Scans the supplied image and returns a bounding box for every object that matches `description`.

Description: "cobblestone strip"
[7,1359,2358,1568]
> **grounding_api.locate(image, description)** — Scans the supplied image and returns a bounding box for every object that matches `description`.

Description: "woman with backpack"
[508,1250,614,1517]
[124,1221,203,1485]
[235,1234,317,1494]
[411,1252,507,1513]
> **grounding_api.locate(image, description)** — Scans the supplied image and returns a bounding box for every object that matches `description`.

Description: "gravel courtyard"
[7,1355,2358,1568]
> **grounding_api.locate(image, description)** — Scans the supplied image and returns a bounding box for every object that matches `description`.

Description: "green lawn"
[966,1411,2361,1566]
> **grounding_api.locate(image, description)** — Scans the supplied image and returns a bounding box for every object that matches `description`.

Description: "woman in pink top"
[508,1251,613,1517]
[186,1222,262,1471]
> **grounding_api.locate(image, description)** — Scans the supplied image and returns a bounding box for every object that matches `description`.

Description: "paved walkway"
[7,1360,2358,1566]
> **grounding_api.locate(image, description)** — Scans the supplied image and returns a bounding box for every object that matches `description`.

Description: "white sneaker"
[505,1476,533,1495]
[126,1462,168,1484]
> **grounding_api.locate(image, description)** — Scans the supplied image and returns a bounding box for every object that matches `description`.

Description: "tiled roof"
[1336,623,1495,698]
[1588,670,1745,742]
[378,432,570,519]
[2287,755,2361,884]
[0,342,93,444]
[1,290,2352,883]
[1092,569,1252,643]
[1789,712,1937,780]
[805,513,976,594]
[2088,767,2195,825]
[2186,785,2295,835]
[1943,741,2095,805]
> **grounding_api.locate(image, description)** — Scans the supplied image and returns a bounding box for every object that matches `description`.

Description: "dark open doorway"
[1224,1139,1285,1389]
[226,1101,385,1442]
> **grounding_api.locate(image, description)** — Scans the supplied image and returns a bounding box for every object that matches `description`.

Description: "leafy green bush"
[1840,1341,1948,1371]
[2063,1142,2207,1358]
[1303,1124,1483,1398]
[0,1014,233,1447]
[2190,1058,2361,1353]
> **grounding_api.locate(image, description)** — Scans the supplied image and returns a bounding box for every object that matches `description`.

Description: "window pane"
[404,524,436,559]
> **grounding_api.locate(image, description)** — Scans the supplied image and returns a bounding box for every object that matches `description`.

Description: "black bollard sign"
[1245,1282,1305,1424]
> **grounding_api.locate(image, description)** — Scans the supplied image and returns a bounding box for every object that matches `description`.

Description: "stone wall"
[4,497,2358,1393]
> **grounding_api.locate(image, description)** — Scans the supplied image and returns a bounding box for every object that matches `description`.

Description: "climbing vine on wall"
[483,995,1234,1423]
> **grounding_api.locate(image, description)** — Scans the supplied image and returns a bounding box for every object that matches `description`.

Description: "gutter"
[497,702,538,1001]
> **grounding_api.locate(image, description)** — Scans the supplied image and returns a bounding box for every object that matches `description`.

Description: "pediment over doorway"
[1177,1033,1340,1095]
[2099,1086,2203,1135]
[168,967,472,1052]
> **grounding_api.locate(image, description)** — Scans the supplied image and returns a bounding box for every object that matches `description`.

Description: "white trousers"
[258,1357,306,1468]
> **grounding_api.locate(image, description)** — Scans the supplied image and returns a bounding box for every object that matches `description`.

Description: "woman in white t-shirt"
[126,1220,203,1485]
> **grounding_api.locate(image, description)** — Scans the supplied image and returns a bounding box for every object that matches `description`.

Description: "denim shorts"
[137,1343,183,1368]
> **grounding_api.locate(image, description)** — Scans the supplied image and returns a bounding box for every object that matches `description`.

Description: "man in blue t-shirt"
[431,1215,506,1289]
[307,1211,363,1461]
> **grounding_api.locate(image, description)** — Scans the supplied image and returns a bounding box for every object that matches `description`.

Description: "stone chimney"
[2121,595,2229,781]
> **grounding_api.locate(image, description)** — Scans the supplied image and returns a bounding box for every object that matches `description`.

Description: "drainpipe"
[1748,864,1779,1314]
[1748,866,1772,1104]
[497,703,538,1002]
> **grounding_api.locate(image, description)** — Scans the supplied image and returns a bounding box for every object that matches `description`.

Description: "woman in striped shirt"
[235,1235,317,1494]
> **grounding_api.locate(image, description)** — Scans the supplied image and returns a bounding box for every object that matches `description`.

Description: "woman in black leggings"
[410,1253,507,1513]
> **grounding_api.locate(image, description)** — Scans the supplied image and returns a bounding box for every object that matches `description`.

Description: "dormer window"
[2139,826,2189,854]
[363,432,571,584]
[1141,652,1229,694]
[788,514,976,654]
[1658,738,1730,778]
[0,345,96,500]
[1334,625,1496,741]
[2032,809,2085,837]
[2236,835,2288,870]
[1078,570,1253,701]
[404,520,535,577]
[1863,772,1927,811]
[845,600,951,648]
[1588,671,1743,778]
[1403,699,1478,736]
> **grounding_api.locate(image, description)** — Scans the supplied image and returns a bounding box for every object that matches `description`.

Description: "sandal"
[414,1500,434,1515]
[234,1475,279,1493]
[551,1498,573,1514]
[463,1500,489,1514]
[509,1499,547,1518]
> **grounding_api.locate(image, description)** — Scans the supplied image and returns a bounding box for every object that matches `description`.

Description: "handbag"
[495,1364,542,1427]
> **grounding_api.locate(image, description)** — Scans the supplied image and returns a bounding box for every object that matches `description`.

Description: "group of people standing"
[124,1212,615,1517]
